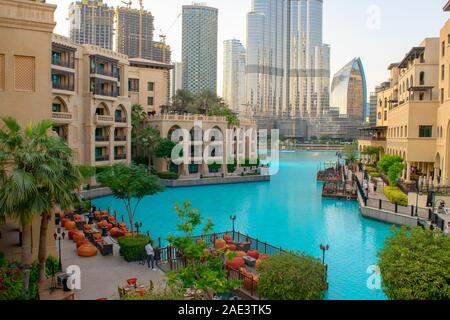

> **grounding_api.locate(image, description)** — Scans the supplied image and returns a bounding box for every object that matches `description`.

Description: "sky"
[48,0,449,97]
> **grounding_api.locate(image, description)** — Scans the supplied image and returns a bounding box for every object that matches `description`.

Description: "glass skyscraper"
[245,0,330,121]
[330,57,367,121]
[182,4,218,94]
[223,39,246,113]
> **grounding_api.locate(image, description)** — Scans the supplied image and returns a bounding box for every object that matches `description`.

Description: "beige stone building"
[51,34,132,167]
[128,58,172,114]
[359,32,445,186]
[147,115,258,178]
[0,0,57,261]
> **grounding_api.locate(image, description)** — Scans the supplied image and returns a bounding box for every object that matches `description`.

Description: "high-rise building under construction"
[69,0,114,50]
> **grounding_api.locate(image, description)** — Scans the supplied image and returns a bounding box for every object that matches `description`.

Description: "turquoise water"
[93,151,392,300]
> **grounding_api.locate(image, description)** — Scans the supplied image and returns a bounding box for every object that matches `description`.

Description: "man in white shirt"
[145,241,156,270]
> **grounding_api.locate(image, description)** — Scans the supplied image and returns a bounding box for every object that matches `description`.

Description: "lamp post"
[229,215,236,240]
[415,179,420,216]
[53,227,66,272]
[319,244,329,265]
[134,221,143,234]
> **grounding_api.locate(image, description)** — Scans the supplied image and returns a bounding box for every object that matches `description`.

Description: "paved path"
[355,171,389,201]
[60,236,166,300]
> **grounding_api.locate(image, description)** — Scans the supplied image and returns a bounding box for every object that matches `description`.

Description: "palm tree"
[135,125,161,167]
[0,117,81,280]
[131,104,148,158]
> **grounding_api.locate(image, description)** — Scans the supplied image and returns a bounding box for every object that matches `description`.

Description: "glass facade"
[182,4,218,94]
[330,57,367,121]
[245,0,330,120]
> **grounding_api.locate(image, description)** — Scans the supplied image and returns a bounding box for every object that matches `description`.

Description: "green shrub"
[28,261,40,300]
[133,156,149,166]
[258,252,327,300]
[227,163,237,173]
[156,171,180,180]
[118,235,153,262]
[379,227,450,300]
[45,256,59,278]
[95,166,112,175]
[384,186,408,206]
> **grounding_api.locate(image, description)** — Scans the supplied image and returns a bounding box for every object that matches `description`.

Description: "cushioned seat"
[77,244,97,257]
[65,221,76,231]
[247,250,259,259]
[214,239,226,250]
[226,257,245,269]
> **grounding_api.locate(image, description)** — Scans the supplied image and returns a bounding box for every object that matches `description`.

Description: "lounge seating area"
[57,208,127,258]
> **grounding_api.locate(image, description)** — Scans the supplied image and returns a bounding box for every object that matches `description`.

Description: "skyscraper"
[330,57,367,121]
[245,0,330,122]
[69,0,114,50]
[223,39,246,113]
[115,6,154,59]
[182,4,218,94]
[170,62,183,100]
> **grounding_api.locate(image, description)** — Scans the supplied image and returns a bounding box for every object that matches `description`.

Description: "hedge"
[384,186,408,206]
[118,235,153,262]
[156,171,180,180]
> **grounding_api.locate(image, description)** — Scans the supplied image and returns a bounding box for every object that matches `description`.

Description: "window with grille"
[147,96,154,106]
[419,125,432,138]
[14,56,35,91]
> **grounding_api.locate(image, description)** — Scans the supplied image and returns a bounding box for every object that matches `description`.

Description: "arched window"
[420,72,425,85]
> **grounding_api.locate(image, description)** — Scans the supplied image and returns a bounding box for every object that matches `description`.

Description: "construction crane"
[159,13,181,46]
[121,0,132,8]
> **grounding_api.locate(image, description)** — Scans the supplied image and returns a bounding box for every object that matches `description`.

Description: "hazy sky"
[48,0,449,97]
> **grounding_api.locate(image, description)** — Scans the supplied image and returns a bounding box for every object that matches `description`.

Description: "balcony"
[95,114,114,125]
[114,135,127,142]
[92,89,118,98]
[114,154,127,160]
[52,112,73,123]
[115,117,127,123]
[95,155,109,162]
[95,135,109,142]
[52,82,74,92]
[52,57,74,69]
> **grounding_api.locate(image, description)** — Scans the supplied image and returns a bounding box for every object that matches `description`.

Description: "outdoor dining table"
[122,284,148,297]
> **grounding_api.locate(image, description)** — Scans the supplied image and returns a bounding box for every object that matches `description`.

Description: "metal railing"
[114,154,126,160]
[95,155,109,162]
[52,57,75,69]
[115,117,127,123]
[114,136,127,142]
[156,231,286,299]
[419,185,450,195]
[52,82,74,91]
[95,136,109,142]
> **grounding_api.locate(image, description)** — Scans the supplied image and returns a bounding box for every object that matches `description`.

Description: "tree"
[96,163,164,234]
[258,252,327,300]
[195,90,217,115]
[171,89,195,113]
[131,104,148,159]
[387,162,404,186]
[134,125,160,166]
[378,154,404,175]
[342,143,358,164]
[154,138,176,160]
[167,201,240,299]
[378,226,450,300]
[208,98,240,126]
[0,117,82,281]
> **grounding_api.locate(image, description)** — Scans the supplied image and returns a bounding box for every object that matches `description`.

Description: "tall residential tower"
[223,39,246,113]
[182,4,218,94]
[69,0,114,50]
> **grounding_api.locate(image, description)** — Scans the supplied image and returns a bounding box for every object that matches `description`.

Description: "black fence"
[419,185,450,196]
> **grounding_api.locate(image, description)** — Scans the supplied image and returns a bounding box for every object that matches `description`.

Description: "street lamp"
[319,244,329,265]
[53,227,66,272]
[415,179,420,216]
[229,215,236,240]
[134,221,143,234]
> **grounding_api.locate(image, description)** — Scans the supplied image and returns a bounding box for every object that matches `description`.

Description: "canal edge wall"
[82,175,271,200]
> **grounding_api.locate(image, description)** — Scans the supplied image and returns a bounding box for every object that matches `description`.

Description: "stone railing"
[148,114,227,123]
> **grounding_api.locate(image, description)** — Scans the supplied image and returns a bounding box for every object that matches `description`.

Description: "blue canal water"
[93,151,392,300]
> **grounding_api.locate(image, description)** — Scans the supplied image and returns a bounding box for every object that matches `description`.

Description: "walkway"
[60,236,166,300]
[354,171,389,201]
